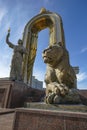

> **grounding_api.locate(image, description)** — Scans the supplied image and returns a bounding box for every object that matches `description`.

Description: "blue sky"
[0,0,87,89]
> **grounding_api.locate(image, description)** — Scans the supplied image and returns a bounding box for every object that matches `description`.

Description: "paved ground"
[0,109,15,130]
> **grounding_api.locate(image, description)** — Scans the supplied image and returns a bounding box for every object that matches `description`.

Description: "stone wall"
[0,79,45,108]
[0,79,28,108]
[13,108,87,130]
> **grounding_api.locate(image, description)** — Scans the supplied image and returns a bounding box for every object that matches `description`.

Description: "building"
[31,76,43,90]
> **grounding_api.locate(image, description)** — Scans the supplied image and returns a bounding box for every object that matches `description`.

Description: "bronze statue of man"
[6,29,27,81]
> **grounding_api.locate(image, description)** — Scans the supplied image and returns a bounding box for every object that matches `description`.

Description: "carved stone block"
[0,79,28,108]
[13,108,87,130]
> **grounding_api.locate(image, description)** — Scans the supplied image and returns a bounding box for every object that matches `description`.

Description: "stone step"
[13,108,87,130]
[0,112,14,130]
[0,108,15,115]
[0,79,13,86]
[0,108,15,130]
[24,102,87,112]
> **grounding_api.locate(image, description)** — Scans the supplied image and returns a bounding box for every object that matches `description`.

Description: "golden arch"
[22,9,66,84]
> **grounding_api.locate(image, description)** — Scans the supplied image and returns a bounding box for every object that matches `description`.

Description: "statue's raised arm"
[6,28,15,48]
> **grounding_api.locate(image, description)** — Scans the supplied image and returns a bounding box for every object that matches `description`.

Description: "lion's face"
[42,44,64,67]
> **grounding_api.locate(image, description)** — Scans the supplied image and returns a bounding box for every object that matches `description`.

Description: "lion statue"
[42,42,81,104]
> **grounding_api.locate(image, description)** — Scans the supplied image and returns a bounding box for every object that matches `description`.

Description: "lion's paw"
[53,95,61,104]
[46,93,55,104]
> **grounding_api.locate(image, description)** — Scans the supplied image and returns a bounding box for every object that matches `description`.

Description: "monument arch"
[22,8,66,84]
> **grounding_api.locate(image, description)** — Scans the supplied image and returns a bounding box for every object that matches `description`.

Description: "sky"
[0,0,87,89]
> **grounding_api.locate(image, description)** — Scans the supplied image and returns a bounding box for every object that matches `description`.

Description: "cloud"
[0,68,9,78]
[81,47,87,53]
[0,45,12,78]
[0,8,7,27]
[33,69,45,81]
[0,21,11,41]
[77,82,87,90]
[0,8,11,41]
[0,62,10,78]
[77,72,87,82]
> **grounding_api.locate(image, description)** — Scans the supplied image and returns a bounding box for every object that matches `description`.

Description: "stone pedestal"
[13,107,87,130]
[0,79,28,108]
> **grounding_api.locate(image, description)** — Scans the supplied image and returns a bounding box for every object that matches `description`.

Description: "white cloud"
[0,8,7,26]
[33,70,45,82]
[0,19,11,41]
[0,70,9,78]
[12,24,25,43]
[81,47,87,53]
[0,47,12,78]
[0,62,10,78]
[77,72,87,82]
